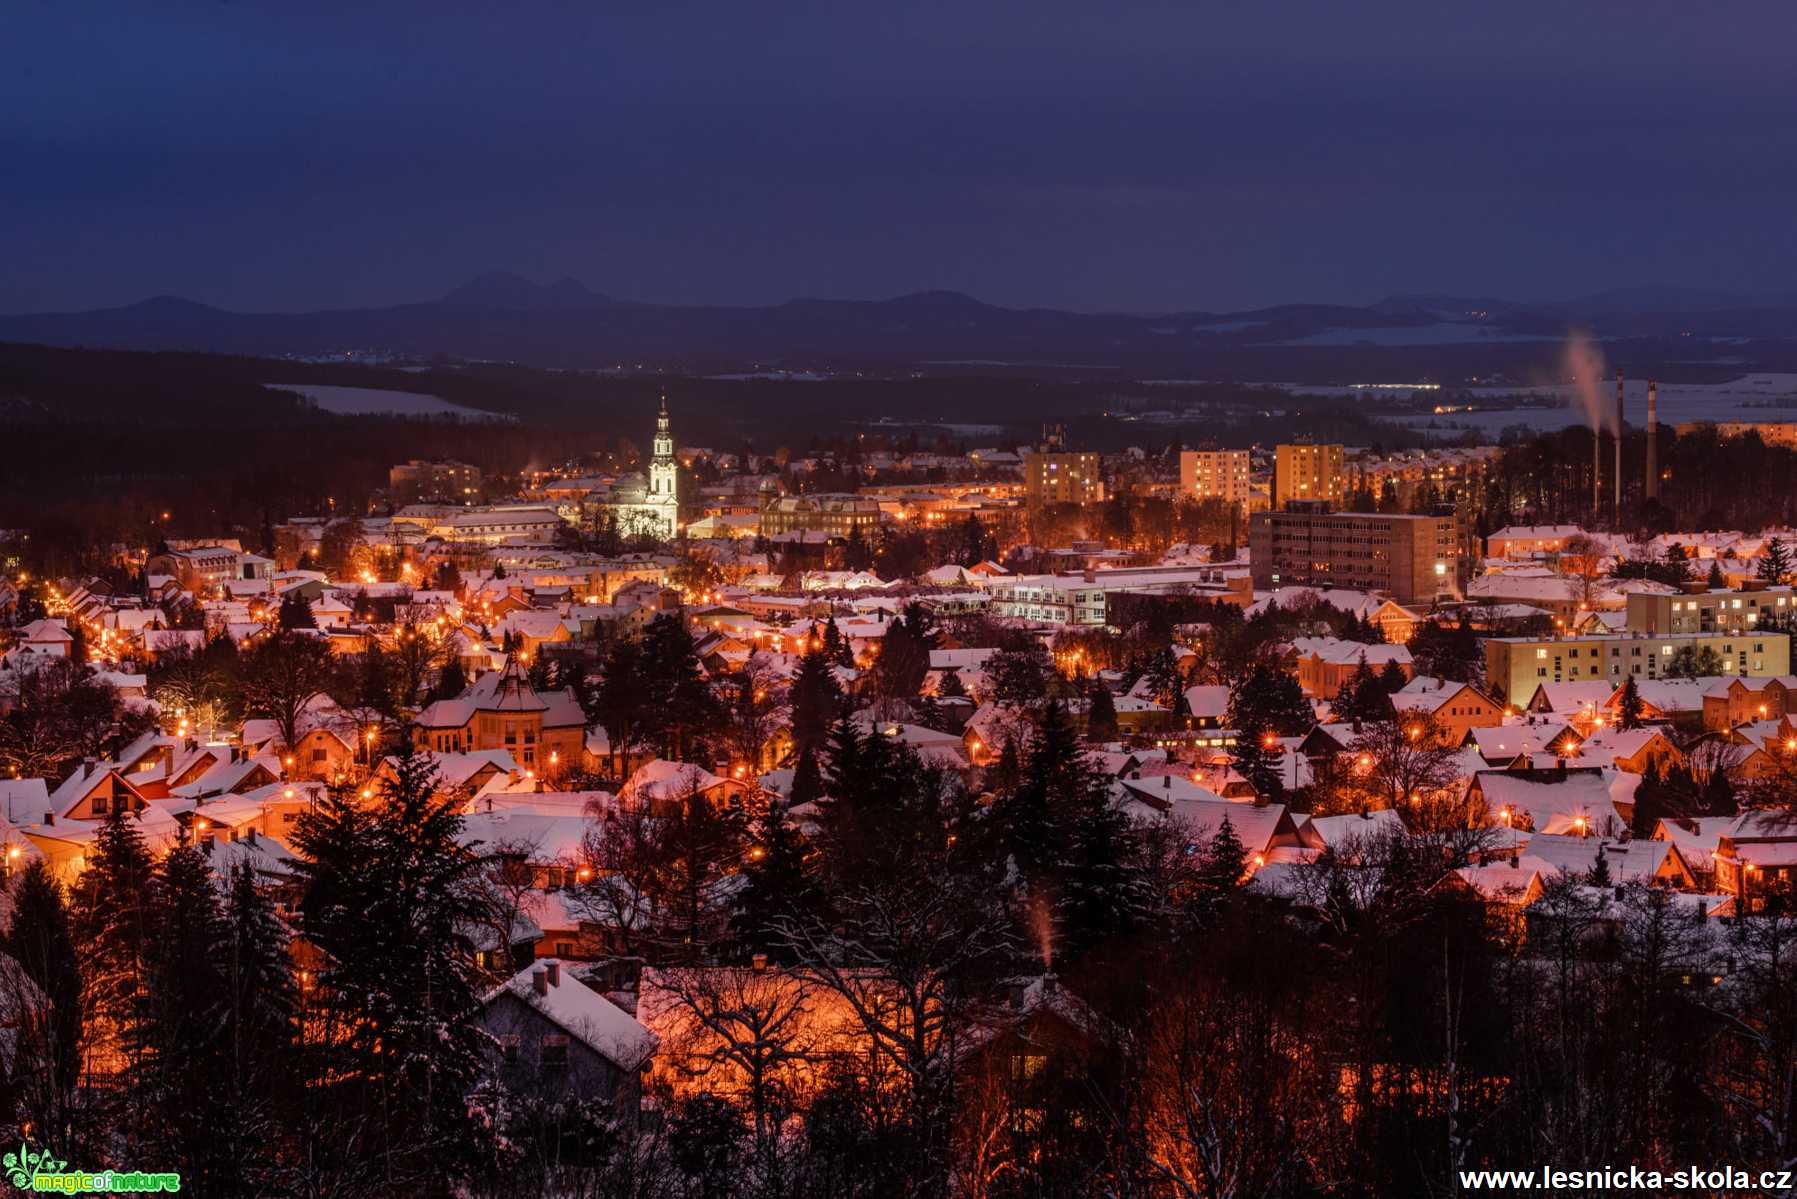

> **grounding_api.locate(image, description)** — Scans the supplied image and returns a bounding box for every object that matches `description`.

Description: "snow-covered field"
[267,383,507,420]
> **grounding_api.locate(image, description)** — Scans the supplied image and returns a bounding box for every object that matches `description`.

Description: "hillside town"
[5,399,1797,1194]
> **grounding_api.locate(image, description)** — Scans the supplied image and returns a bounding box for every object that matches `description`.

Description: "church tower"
[647,393,679,537]
[650,393,677,500]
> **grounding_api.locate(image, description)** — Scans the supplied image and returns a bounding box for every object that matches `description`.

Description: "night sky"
[3,1,1792,315]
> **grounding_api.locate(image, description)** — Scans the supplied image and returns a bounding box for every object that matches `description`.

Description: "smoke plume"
[1562,328,1613,433]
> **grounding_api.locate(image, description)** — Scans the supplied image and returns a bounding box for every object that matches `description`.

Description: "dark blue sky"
[3,1,1791,314]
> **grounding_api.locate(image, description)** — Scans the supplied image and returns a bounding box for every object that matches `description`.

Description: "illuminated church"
[596,397,681,539]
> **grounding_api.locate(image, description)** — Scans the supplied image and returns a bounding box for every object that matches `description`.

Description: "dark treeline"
[1,418,553,574]
[1482,423,1797,532]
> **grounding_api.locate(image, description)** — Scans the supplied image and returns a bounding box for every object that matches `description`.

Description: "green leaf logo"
[4,1141,28,1189]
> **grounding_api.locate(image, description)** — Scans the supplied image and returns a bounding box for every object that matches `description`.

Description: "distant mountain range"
[4,273,1797,373]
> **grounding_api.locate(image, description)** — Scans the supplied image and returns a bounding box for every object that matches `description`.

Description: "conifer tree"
[1198,815,1248,893]
[732,798,812,962]
[1086,683,1119,742]
[1708,561,1726,589]
[215,864,295,1195]
[988,735,1024,797]
[789,645,844,758]
[1229,715,1283,800]
[433,656,467,702]
[71,808,158,1122]
[1333,657,1383,724]
[640,612,721,761]
[294,745,489,1188]
[3,860,83,1156]
[822,617,854,668]
[1617,674,1645,731]
[985,701,1145,966]
[1229,661,1313,737]
[1587,848,1613,888]
[594,634,648,778]
[1141,646,1183,708]
[277,590,317,629]
[1054,762,1146,964]
[140,840,227,1183]
[873,603,936,699]
[1630,762,1666,841]
[788,742,824,808]
[1761,538,1791,585]
[992,701,1082,883]
[841,524,874,572]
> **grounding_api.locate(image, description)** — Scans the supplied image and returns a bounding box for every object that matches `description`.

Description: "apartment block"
[988,575,1109,625]
[1179,449,1252,504]
[1023,451,1103,507]
[1274,442,1345,509]
[1248,506,1468,606]
[1485,631,1793,706]
[1624,586,1797,635]
[390,459,484,504]
[758,493,883,539]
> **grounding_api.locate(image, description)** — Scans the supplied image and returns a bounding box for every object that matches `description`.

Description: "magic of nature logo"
[4,1142,180,1192]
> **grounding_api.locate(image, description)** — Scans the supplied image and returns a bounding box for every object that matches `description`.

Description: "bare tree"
[724,654,786,774]
[571,775,746,965]
[769,869,1014,1197]
[1347,714,1468,821]
[1554,534,1607,613]
[241,631,339,753]
[648,966,820,1166]
[389,605,452,710]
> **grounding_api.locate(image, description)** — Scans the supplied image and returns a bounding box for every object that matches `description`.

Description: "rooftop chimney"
[545,961,560,987]
[1645,380,1659,501]
[532,968,548,997]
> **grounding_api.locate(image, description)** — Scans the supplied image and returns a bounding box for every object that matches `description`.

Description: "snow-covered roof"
[1528,681,1617,714]
[1501,833,1674,885]
[619,759,731,805]
[1290,636,1413,667]
[486,961,659,1071]
[1301,808,1406,853]
[1390,676,1486,715]
[1474,769,1624,836]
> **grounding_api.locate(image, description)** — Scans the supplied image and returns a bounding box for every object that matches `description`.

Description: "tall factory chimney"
[1614,370,1624,521]
[1645,379,1659,501]
[1592,415,1602,522]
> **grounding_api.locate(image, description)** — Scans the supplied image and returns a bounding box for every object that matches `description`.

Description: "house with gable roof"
[478,960,658,1109]
[412,655,584,772]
